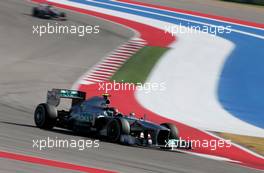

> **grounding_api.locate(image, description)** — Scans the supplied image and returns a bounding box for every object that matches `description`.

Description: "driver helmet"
[44,4,52,9]
[130,112,135,117]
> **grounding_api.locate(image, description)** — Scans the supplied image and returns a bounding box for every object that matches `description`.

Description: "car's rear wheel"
[60,12,66,17]
[34,103,57,129]
[107,118,130,143]
[32,7,38,17]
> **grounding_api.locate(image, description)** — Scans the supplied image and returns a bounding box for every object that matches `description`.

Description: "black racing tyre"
[118,118,130,135]
[34,103,57,129]
[160,123,179,139]
[94,117,108,131]
[60,12,66,17]
[32,7,38,17]
[107,118,130,142]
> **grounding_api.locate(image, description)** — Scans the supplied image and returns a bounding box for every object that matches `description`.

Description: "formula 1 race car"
[34,89,191,149]
[32,4,66,20]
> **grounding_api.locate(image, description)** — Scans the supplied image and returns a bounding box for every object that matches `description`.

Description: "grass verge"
[110,46,169,83]
[215,132,264,156]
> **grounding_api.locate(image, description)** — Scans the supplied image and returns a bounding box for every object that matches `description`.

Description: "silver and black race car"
[32,4,66,20]
[34,89,191,149]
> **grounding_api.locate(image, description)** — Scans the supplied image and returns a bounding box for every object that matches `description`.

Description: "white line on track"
[79,0,264,39]
[114,0,264,31]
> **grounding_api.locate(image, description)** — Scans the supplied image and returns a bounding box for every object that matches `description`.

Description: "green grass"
[111,46,169,83]
[216,132,264,156]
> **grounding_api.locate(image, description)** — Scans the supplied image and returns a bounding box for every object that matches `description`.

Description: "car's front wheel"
[160,123,179,139]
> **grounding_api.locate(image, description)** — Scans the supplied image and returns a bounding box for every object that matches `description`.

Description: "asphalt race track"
[138,0,264,23]
[0,0,262,173]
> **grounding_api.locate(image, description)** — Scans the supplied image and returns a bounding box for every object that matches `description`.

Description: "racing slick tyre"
[60,12,66,17]
[107,118,130,143]
[59,12,67,21]
[160,123,179,139]
[32,7,38,17]
[34,103,57,129]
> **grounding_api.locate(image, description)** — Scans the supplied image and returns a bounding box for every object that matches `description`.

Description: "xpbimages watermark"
[97,80,166,93]
[32,137,100,150]
[164,23,232,36]
[166,137,232,151]
[32,23,100,37]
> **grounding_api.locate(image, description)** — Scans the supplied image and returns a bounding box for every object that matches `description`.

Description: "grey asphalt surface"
[139,0,264,23]
[0,158,82,173]
[0,0,262,173]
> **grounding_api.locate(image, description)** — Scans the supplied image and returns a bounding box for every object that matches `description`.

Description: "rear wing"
[46,89,86,107]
